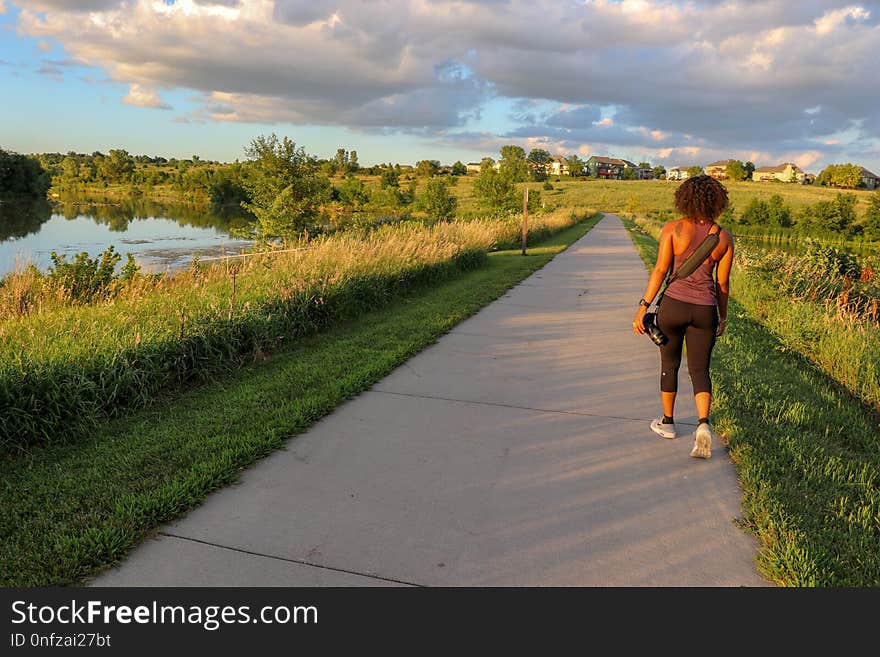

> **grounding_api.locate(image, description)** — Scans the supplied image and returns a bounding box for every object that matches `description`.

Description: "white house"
[752,162,806,183]
[666,166,693,181]
[549,155,570,176]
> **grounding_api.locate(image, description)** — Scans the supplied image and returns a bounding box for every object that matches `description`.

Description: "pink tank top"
[664,220,718,306]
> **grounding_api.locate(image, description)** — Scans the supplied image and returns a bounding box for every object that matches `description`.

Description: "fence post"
[522,187,529,256]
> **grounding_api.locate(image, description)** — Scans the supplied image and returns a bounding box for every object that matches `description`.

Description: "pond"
[0,199,253,277]
[734,232,879,258]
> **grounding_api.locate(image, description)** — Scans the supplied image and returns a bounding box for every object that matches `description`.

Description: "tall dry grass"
[0,209,588,452]
[630,213,880,409]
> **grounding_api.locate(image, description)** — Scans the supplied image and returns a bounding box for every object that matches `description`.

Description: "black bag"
[644,224,721,346]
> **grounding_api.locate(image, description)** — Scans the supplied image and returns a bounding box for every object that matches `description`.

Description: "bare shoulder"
[714,225,734,258]
[661,218,685,236]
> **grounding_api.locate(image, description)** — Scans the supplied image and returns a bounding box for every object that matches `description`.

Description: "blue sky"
[2,1,878,172]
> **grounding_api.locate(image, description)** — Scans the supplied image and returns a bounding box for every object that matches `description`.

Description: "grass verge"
[0,209,581,453]
[622,216,880,586]
[0,214,600,586]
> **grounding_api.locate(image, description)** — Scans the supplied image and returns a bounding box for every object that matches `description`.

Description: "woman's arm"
[714,233,734,336]
[632,222,676,334]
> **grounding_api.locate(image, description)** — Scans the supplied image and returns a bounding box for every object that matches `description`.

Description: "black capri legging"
[657,296,718,395]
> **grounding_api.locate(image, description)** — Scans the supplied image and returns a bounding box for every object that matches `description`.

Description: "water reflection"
[0,198,253,276]
[0,198,52,242]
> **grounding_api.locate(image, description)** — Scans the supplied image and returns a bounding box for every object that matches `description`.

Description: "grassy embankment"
[623,215,879,586]
[528,177,877,215]
[537,179,878,248]
[0,214,600,586]
[0,209,586,453]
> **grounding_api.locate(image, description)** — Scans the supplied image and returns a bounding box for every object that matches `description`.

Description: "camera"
[643,312,668,346]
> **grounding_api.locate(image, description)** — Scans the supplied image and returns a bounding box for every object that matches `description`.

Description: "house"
[666,166,694,181]
[859,167,879,190]
[465,160,501,173]
[635,165,654,180]
[752,162,806,183]
[705,160,734,180]
[549,155,570,177]
[585,156,635,179]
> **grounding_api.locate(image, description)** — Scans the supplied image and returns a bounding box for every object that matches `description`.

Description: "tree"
[622,166,637,180]
[499,145,529,182]
[816,163,862,189]
[480,157,495,172]
[744,162,755,179]
[863,190,880,240]
[336,174,369,208]
[686,166,704,178]
[380,168,399,188]
[739,198,766,225]
[416,178,457,221]
[60,156,79,183]
[100,149,135,183]
[527,148,552,181]
[473,166,518,213]
[0,148,51,198]
[804,193,858,234]
[451,161,467,176]
[416,160,440,177]
[652,165,666,180]
[726,160,747,181]
[240,134,331,242]
[767,194,792,227]
[334,148,348,173]
[567,155,585,177]
[349,150,359,172]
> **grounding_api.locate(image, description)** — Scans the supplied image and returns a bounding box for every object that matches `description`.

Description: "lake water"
[0,199,253,277]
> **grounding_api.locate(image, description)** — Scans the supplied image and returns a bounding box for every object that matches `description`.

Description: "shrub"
[0,209,589,453]
[415,178,457,222]
[47,246,139,304]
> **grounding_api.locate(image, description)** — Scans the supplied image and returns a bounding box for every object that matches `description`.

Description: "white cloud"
[814,5,871,35]
[9,0,880,170]
[122,83,172,110]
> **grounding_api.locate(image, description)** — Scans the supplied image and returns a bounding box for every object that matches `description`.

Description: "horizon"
[1,1,878,174]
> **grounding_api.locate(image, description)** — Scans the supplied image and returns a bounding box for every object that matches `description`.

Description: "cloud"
[122,83,172,110]
[9,0,880,170]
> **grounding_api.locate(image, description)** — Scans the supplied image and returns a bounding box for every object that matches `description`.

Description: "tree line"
[0,148,51,199]
[726,191,880,240]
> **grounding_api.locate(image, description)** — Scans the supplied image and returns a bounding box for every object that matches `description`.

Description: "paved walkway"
[92,214,767,587]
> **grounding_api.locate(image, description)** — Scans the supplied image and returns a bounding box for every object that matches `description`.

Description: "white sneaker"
[650,418,677,439]
[690,423,713,459]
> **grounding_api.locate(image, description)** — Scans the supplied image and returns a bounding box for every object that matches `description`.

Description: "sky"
[0,0,878,172]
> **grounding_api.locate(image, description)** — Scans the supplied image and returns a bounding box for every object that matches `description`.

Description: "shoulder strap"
[667,223,720,285]
[650,224,720,309]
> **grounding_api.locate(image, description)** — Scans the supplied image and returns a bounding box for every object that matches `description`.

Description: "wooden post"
[521,187,529,256]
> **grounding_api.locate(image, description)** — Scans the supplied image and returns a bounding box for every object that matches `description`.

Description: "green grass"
[622,217,880,586]
[509,178,877,215]
[0,215,600,586]
[1,211,582,453]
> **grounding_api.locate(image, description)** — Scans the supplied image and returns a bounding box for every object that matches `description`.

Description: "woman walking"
[632,175,734,459]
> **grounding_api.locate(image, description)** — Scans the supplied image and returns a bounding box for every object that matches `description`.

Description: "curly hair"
[673,174,729,222]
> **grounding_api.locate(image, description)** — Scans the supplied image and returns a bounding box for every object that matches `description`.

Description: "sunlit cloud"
[814,5,871,35]
[6,0,880,170]
[122,83,172,110]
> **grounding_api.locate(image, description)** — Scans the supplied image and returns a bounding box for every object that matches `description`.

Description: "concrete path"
[92,214,767,587]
